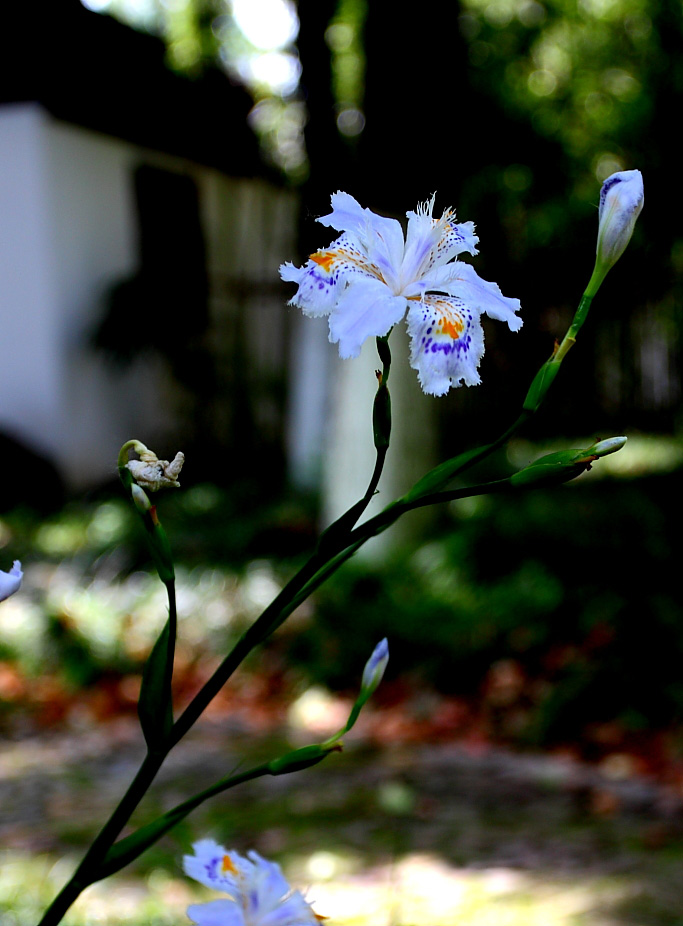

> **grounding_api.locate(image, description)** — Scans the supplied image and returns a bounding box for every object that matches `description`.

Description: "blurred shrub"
[1,470,681,750]
[286,470,682,747]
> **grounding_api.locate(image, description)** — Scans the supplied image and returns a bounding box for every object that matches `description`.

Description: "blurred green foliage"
[287,469,683,749]
[1,465,681,752]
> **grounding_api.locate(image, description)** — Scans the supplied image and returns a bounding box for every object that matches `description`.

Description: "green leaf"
[402,444,493,502]
[101,813,179,878]
[267,744,332,775]
[138,617,173,749]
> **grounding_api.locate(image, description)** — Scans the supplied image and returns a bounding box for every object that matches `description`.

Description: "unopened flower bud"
[0,560,22,602]
[587,436,628,457]
[596,170,643,274]
[510,436,627,488]
[130,483,151,513]
[361,638,389,695]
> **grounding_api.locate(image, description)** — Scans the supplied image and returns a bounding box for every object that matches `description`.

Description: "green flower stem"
[359,335,392,502]
[97,763,272,880]
[318,335,392,555]
[39,274,605,925]
[169,551,327,747]
[99,743,337,879]
[37,749,166,926]
[166,580,177,704]
[40,557,178,926]
[552,291,594,363]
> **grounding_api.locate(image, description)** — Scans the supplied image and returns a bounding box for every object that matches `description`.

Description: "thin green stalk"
[169,549,325,747]
[38,274,603,925]
[37,750,165,926]
[163,578,177,724]
[97,763,272,880]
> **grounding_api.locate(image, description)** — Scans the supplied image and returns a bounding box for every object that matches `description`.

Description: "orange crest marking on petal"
[310,251,336,271]
[222,855,238,874]
[436,315,464,339]
[315,913,329,921]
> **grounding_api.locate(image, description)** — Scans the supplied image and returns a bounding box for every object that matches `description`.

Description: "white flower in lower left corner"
[0,561,22,602]
[183,840,321,926]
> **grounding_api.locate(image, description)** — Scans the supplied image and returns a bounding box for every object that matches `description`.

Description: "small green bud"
[510,436,627,488]
[588,436,627,457]
[373,378,392,450]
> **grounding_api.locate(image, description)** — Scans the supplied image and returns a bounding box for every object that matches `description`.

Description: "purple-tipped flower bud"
[596,170,644,273]
[361,638,389,695]
[0,560,22,602]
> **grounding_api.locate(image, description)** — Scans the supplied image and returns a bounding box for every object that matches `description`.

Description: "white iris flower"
[184,841,320,926]
[0,560,22,602]
[280,192,522,396]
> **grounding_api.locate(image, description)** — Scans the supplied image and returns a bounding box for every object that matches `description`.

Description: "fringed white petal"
[318,191,405,292]
[317,190,372,238]
[280,234,380,316]
[431,219,479,265]
[244,852,293,915]
[438,261,522,331]
[328,278,408,358]
[406,295,485,395]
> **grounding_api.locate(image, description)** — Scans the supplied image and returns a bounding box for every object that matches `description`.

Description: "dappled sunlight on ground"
[0,846,672,926]
[3,720,683,924]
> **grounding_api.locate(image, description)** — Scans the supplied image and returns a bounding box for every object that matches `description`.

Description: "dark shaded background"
[0,0,681,759]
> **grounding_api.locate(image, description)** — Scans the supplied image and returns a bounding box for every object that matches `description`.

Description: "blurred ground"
[4,697,683,926]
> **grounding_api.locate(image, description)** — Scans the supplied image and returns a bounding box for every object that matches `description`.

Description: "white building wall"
[0,105,63,459]
[42,115,170,485]
[0,104,264,489]
[0,103,174,487]
[0,102,329,496]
